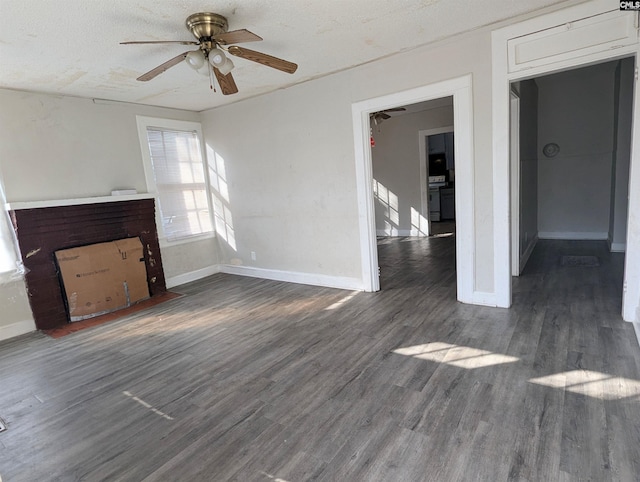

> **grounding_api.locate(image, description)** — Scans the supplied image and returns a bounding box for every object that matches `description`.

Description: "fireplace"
[10,196,166,330]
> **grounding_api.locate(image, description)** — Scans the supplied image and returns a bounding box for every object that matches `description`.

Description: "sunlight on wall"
[529,370,640,401]
[206,145,236,251]
[374,179,399,234]
[410,207,429,236]
[393,342,520,369]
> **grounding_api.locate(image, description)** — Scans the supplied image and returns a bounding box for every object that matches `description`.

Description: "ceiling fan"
[370,107,406,126]
[121,12,298,95]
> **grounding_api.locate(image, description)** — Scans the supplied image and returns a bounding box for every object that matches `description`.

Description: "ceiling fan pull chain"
[207,62,217,92]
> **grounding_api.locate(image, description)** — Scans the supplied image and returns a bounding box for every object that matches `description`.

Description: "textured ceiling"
[0,0,574,112]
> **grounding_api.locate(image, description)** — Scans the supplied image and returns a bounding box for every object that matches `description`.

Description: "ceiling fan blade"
[227,46,297,74]
[213,68,239,95]
[214,29,263,45]
[121,40,199,45]
[137,51,192,81]
[384,107,406,113]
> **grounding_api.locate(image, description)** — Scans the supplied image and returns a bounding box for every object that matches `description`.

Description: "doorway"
[422,127,456,237]
[492,1,640,321]
[370,99,456,291]
[352,74,477,304]
[512,59,633,281]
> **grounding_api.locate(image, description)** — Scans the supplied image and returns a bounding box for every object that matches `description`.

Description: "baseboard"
[633,307,640,347]
[538,231,608,240]
[376,229,426,237]
[519,235,538,274]
[0,319,36,342]
[609,241,626,253]
[220,264,364,291]
[165,265,221,289]
[633,321,640,348]
[469,291,498,307]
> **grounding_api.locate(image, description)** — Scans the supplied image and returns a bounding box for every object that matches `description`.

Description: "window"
[137,117,213,243]
[0,177,23,281]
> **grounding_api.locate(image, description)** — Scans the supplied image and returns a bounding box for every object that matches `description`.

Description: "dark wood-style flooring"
[1,237,639,481]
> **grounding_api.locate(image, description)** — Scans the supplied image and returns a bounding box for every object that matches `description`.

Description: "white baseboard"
[633,321,640,348]
[608,241,626,253]
[469,291,498,307]
[633,307,640,347]
[0,319,36,342]
[220,264,364,291]
[165,265,221,289]
[519,235,538,274]
[376,229,426,237]
[538,231,608,240]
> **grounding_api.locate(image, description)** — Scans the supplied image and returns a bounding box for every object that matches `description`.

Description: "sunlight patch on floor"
[260,472,290,482]
[325,292,359,310]
[529,370,640,400]
[393,342,519,369]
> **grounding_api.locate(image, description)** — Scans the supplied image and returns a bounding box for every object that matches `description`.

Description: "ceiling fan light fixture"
[208,48,227,67]
[217,58,234,76]
[185,50,205,70]
[122,12,297,95]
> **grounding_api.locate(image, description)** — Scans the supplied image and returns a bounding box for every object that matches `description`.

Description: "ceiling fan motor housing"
[186,13,228,41]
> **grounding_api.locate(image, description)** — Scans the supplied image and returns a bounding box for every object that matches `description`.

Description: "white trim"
[471,291,498,307]
[538,231,609,240]
[376,229,429,237]
[0,319,36,342]
[165,265,221,289]
[510,91,520,277]
[492,0,640,314]
[633,321,640,348]
[634,304,640,347]
[492,23,513,308]
[609,242,626,253]
[352,75,475,302]
[220,265,364,291]
[5,193,155,211]
[135,116,214,244]
[520,235,538,274]
[623,47,640,321]
[353,106,379,292]
[158,232,215,249]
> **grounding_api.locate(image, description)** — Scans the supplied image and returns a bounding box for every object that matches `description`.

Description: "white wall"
[609,58,634,252]
[372,104,454,236]
[201,28,497,292]
[518,79,539,266]
[536,62,617,240]
[0,90,221,339]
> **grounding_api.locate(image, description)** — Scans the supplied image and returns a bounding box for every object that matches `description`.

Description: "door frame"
[352,74,476,303]
[509,90,520,276]
[492,0,640,319]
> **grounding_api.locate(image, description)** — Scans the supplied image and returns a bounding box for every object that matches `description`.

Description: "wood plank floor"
[1,237,640,481]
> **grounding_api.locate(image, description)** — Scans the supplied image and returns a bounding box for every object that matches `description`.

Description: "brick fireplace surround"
[10,196,166,330]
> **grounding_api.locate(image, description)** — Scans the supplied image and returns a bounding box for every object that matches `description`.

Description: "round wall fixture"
[543,142,560,158]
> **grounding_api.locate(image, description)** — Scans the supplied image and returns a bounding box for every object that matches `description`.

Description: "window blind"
[146,127,213,241]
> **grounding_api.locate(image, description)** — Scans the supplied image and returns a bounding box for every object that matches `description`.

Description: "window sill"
[158,233,216,248]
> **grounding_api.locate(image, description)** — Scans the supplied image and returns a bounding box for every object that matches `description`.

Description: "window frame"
[136,116,215,246]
